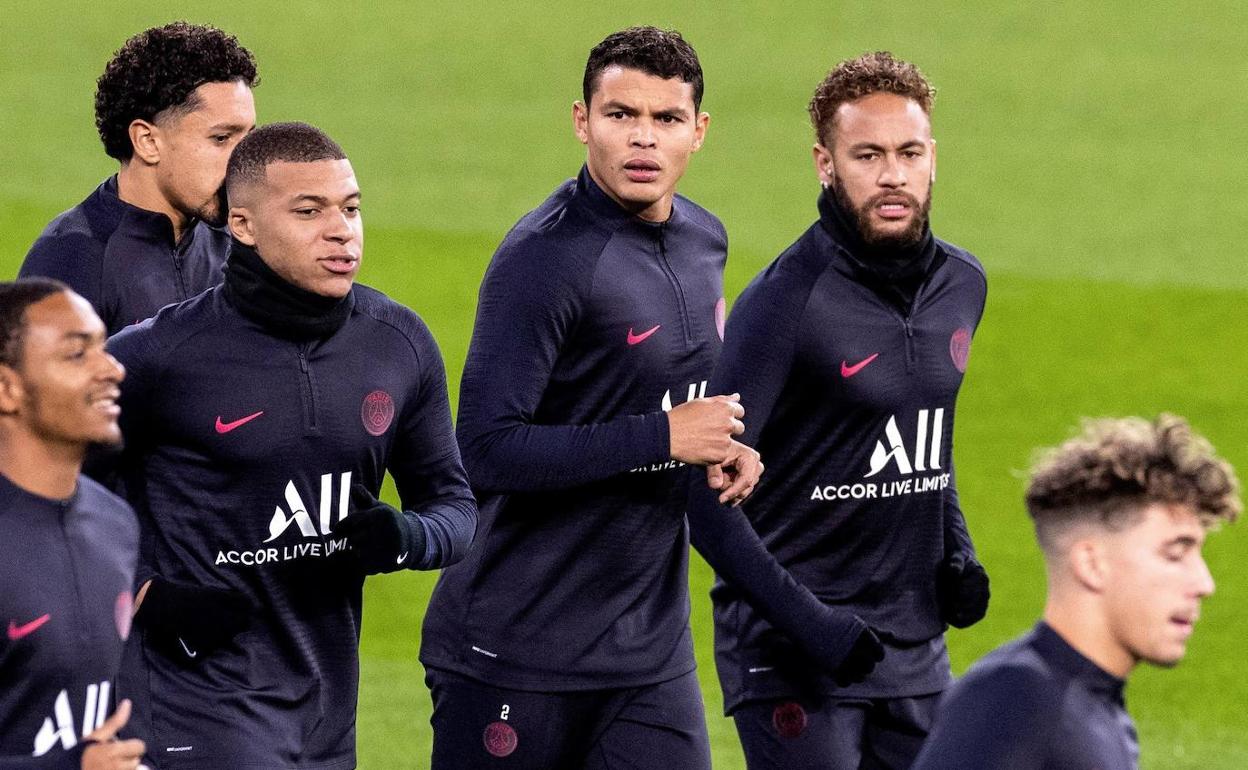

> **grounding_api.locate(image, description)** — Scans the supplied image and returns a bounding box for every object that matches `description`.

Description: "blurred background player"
[421,27,881,770]
[695,52,990,769]
[101,123,476,768]
[0,279,145,769]
[20,22,257,335]
[913,414,1239,769]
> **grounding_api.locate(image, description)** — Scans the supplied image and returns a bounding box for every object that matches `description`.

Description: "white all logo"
[865,409,945,478]
[33,682,109,756]
[661,380,708,412]
[264,471,352,543]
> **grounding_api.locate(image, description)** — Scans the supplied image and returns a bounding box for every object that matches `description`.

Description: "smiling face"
[228,159,362,298]
[574,65,709,222]
[1100,504,1216,671]
[0,291,125,449]
[814,92,934,248]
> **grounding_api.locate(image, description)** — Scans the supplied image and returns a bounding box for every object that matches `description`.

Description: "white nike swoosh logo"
[178,637,198,658]
[396,552,409,564]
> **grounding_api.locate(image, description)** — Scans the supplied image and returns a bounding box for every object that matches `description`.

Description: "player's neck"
[1043,595,1134,679]
[117,162,190,242]
[0,431,82,499]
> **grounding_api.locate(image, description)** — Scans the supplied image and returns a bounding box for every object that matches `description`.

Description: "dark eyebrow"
[61,330,103,345]
[848,140,926,153]
[208,122,251,133]
[292,194,331,206]
[292,191,362,205]
[599,100,637,114]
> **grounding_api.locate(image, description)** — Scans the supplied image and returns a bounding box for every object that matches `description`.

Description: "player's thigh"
[586,671,711,770]
[860,693,941,770]
[426,668,595,770]
[732,696,870,770]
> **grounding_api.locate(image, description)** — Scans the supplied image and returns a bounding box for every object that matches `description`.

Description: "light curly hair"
[808,51,935,147]
[1025,414,1240,549]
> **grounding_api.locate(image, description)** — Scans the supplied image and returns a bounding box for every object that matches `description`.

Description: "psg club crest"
[115,591,133,641]
[361,390,395,436]
[483,721,518,757]
[772,701,808,738]
[715,297,726,341]
[949,327,972,373]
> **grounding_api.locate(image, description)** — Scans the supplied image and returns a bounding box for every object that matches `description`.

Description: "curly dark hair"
[583,26,704,110]
[95,22,259,161]
[808,51,935,147]
[225,122,347,197]
[0,279,69,369]
[1025,414,1241,548]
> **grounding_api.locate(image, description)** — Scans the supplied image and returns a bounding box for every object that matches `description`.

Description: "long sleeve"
[689,263,866,672]
[455,237,669,493]
[100,319,163,591]
[388,321,477,570]
[942,465,976,560]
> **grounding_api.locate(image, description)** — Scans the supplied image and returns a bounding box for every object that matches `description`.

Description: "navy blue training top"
[706,191,988,711]
[104,284,476,768]
[20,176,228,335]
[0,472,138,769]
[422,169,869,692]
[422,168,726,690]
[912,622,1139,770]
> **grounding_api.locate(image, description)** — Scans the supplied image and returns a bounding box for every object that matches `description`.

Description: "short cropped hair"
[95,22,259,161]
[225,122,347,198]
[583,27,704,110]
[808,51,935,147]
[0,279,69,368]
[1025,414,1241,549]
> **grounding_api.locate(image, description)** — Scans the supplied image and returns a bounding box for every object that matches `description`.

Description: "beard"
[832,177,932,251]
[195,184,230,228]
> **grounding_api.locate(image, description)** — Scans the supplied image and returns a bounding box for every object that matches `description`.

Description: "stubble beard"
[195,184,229,228]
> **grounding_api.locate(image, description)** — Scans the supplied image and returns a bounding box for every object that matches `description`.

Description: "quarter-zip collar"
[96,175,200,252]
[1033,621,1128,705]
[0,470,76,519]
[816,187,942,312]
[573,165,685,235]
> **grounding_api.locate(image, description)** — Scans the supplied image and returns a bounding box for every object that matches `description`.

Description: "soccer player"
[20,22,258,335]
[421,27,880,770]
[102,122,477,768]
[694,52,990,768]
[0,279,145,769]
[913,415,1239,769]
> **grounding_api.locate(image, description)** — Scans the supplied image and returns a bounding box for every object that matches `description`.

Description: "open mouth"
[321,255,360,275]
[89,389,121,417]
[624,159,661,183]
[873,196,913,220]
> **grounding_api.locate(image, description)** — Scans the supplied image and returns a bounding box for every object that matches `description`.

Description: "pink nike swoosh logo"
[627,325,661,346]
[215,411,265,434]
[841,353,880,378]
[8,614,50,641]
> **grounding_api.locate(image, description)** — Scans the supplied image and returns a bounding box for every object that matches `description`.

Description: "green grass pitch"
[2,2,1244,767]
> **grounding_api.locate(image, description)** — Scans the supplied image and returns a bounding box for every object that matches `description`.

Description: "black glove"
[831,625,885,687]
[937,552,990,628]
[135,577,252,663]
[334,483,425,575]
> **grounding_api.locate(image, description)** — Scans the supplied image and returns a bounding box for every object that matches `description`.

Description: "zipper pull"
[298,349,309,373]
[905,318,914,338]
